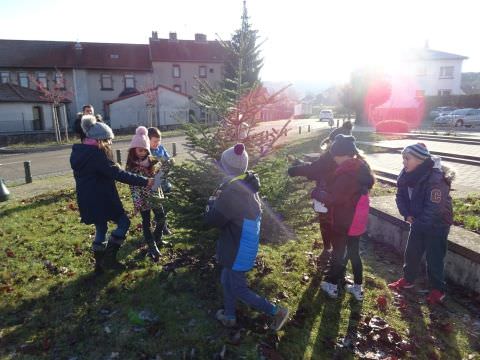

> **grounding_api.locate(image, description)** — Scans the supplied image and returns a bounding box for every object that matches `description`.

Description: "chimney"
[195,33,207,42]
[169,32,177,41]
[151,31,158,40]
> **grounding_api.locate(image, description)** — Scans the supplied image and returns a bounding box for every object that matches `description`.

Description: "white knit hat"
[81,115,114,140]
[220,143,249,176]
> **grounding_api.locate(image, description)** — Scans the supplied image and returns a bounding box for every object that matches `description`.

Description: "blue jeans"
[221,267,275,318]
[93,212,130,251]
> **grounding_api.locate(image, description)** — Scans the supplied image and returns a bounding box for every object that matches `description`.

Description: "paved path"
[373,139,480,157]
[366,152,480,197]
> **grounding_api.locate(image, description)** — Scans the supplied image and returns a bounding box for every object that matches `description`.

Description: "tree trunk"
[52,104,61,143]
[62,104,69,142]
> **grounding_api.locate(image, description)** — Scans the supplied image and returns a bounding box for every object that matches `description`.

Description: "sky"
[1,0,480,88]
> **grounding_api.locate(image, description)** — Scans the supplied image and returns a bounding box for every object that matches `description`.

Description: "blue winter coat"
[396,158,453,228]
[70,144,148,224]
[204,172,262,271]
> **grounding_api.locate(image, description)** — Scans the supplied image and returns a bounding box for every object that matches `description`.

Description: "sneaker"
[270,306,289,331]
[321,281,338,299]
[426,289,445,305]
[346,284,364,301]
[388,278,414,291]
[215,309,236,327]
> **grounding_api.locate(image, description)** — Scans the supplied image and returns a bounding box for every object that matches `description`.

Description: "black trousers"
[140,206,166,241]
[325,231,363,285]
[403,224,449,291]
[319,213,333,250]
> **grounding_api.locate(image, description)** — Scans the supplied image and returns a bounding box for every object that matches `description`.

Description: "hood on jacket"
[335,158,374,193]
[70,144,99,172]
[432,155,456,185]
[227,171,260,194]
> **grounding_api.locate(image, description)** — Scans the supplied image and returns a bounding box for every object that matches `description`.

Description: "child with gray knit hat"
[205,143,289,331]
[389,142,454,305]
[70,117,154,274]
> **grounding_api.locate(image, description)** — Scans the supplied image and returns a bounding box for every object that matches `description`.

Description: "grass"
[453,195,480,234]
[1,134,479,359]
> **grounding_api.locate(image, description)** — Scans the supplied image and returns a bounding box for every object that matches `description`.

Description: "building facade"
[0,33,226,132]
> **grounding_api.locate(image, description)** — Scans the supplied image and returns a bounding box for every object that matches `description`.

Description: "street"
[0,118,331,183]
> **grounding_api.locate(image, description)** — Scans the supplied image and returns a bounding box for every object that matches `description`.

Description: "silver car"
[433,108,480,127]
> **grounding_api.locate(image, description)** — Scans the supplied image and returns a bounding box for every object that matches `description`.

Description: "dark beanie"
[329,134,359,157]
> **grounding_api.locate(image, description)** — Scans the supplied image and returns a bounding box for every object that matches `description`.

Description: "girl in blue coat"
[70,115,153,274]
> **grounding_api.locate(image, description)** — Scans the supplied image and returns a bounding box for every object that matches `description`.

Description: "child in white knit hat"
[126,126,166,262]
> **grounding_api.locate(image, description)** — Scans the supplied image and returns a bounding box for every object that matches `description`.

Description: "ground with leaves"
[1,135,479,359]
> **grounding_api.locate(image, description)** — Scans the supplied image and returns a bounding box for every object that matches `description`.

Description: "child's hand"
[147,178,154,188]
[406,216,414,224]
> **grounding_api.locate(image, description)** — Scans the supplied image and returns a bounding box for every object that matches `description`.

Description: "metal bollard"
[24,161,32,184]
[298,126,302,135]
[308,125,311,132]
[116,149,122,165]
[337,119,340,128]
[172,143,177,157]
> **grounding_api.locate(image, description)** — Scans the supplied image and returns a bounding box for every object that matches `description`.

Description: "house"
[0,83,69,133]
[0,33,227,131]
[405,45,468,96]
[106,84,191,129]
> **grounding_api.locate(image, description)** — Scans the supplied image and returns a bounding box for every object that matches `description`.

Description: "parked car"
[433,108,480,127]
[319,109,334,122]
[429,106,456,119]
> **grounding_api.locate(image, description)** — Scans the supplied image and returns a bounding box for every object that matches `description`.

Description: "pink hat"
[129,126,150,151]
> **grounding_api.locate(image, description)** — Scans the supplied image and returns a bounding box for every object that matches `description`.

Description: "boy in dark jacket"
[388,143,454,305]
[205,144,289,331]
[70,115,153,274]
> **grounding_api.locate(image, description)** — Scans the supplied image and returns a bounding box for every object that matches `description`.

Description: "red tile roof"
[0,39,151,70]
[0,83,69,103]
[149,38,227,63]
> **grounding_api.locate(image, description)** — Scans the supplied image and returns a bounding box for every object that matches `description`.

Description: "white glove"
[151,171,165,192]
[313,199,328,213]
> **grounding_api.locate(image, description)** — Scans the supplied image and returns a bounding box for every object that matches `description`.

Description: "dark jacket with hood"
[287,151,337,189]
[312,158,375,235]
[70,144,148,224]
[205,171,262,271]
[396,156,453,227]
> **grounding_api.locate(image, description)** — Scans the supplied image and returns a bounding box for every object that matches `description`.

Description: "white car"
[434,108,480,127]
[319,109,334,122]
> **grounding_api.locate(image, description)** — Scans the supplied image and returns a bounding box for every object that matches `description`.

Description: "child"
[148,127,174,235]
[70,115,153,274]
[314,135,374,300]
[388,143,453,305]
[288,142,338,258]
[126,126,166,262]
[205,143,289,331]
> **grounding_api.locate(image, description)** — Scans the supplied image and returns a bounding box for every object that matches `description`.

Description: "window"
[439,66,454,79]
[124,74,135,89]
[101,74,113,90]
[438,89,452,96]
[37,72,47,87]
[172,65,181,78]
[173,85,181,92]
[209,68,214,74]
[18,72,29,87]
[199,66,207,78]
[1,71,10,83]
[55,72,65,89]
[415,90,425,97]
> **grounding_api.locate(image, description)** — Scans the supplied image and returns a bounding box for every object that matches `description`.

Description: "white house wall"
[109,90,190,129]
[412,59,464,95]
[0,103,54,133]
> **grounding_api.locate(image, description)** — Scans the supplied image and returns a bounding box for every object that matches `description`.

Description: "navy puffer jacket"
[70,144,148,224]
[396,157,454,227]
